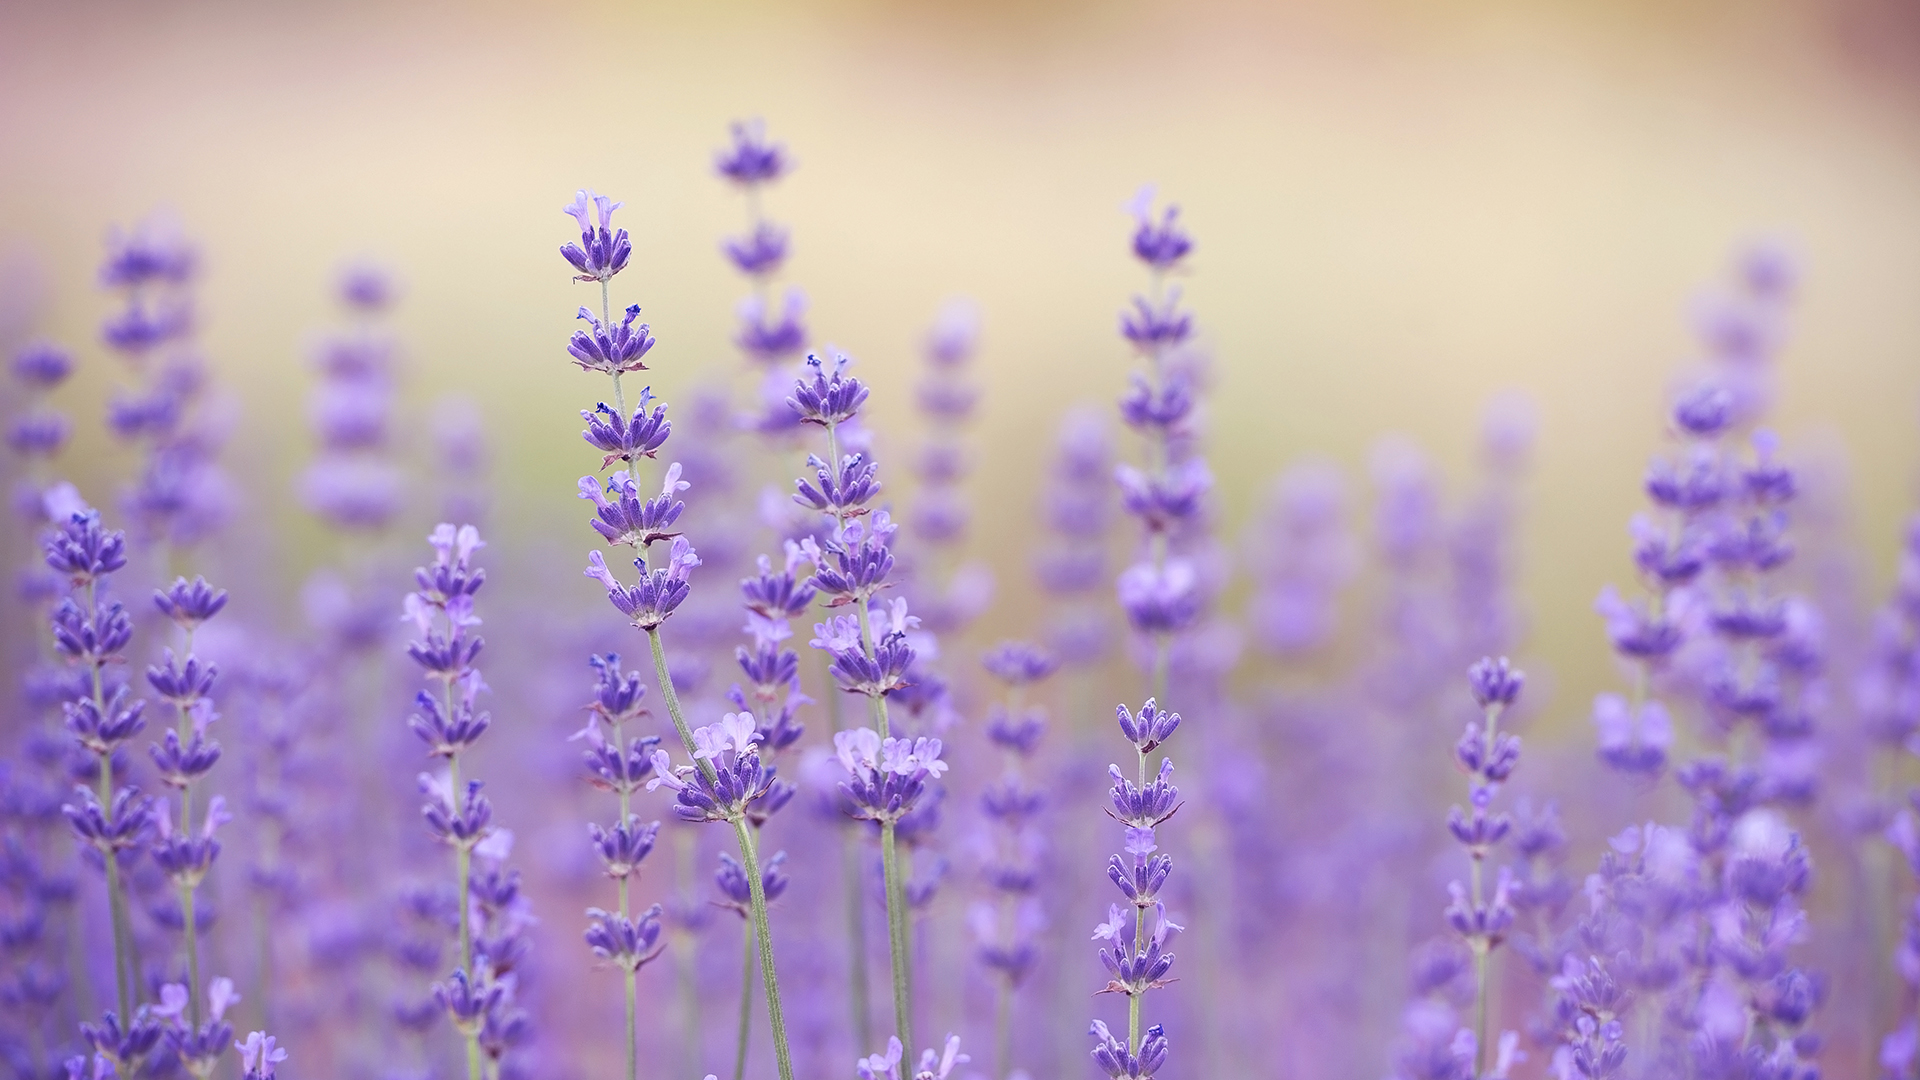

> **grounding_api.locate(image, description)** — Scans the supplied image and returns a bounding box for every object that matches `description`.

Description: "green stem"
[450,752,473,968]
[994,977,1013,1080]
[647,623,791,1080]
[623,968,638,1080]
[880,821,914,1066]
[734,918,754,1080]
[1472,943,1489,1075]
[732,819,795,1080]
[182,884,202,1024]
[647,629,718,786]
[821,651,873,1053]
[85,575,134,1019]
[103,843,132,1017]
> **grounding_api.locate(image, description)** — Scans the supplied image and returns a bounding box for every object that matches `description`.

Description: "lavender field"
[3,4,1920,1080]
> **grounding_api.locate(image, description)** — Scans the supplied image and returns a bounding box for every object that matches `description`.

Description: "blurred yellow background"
[2,0,1918,728]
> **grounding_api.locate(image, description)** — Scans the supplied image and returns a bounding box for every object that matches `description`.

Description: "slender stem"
[994,977,1013,1080]
[647,620,791,1079]
[1468,700,1502,1077]
[623,968,638,1080]
[1472,943,1490,1074]
[102,839,131,1018]
[647,629,718,786]
[734,918,755,1080]
[176,684,203,1027]
[732,818,795,1080]
[450,751,473,966]
[182,884,202,1022]
[821,650,874,1052]
[85,576,134,1019]
[880,821,914,1066]
[611,707,638,1080]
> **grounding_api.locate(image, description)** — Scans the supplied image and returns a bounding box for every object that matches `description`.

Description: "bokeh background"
[4,0,1920,1076]
[4,0,1919,701]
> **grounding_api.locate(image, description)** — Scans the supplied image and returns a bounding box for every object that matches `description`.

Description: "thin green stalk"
[880,821,914,1066]
[623,968,638,1080]
[647,630,714,785]
[732,819,795,1080]
[176,681,203,1028]
[994,977,1013,1080]
[821,651,873,1053]
[734,918,754,1080]
[823,419,912,1060]
[1468,700,1504,1078]
[647,623,794,1080]
[613,707,639,1080]
[103,845,132,1018]
[1130,745,1148,1053]
[448,732,480,1080]
[181,884,202,1023]
[86,576,133,1019]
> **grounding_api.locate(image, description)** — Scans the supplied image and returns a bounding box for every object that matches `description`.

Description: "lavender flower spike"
[561,189,632,283]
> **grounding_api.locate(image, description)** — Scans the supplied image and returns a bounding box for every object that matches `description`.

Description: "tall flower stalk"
[147,573,230,1041]
[975,642,1058,1080]
[1447,658,1524,1077]
[563,187,796,1080]
[1090,698,1181,1080]
[1086,187,1205,1080]
[723,551,808,1080]
[788,352,944,1065]
[1113,187,1207,707]
[576,653,665,1080]
[402,523,514,1080]
[48,503,145,1024]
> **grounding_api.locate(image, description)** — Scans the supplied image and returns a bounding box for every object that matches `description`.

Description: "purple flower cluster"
[1391,659,1527,1080]
[7,342,75,473]
[558,180,801,1080]
[904,301,993,637]
[1034,408,1116,667]
[1577,244,1822,1080]
[98,214,230,549]
[402,523,532,1078]
[1089,698,1183,1080]
[302,265,404,531]
[717,121,811,434]
[972,641,1057,1077]
[1112,187,1209,692]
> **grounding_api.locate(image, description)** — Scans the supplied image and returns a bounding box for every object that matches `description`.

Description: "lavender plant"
[974,642,1057,1080]
[303,265,403,532]
[575,652,665,1080]
[790,351,946,1065]
[146,571,229,1063]
[9,129,1916,1080]
[402,522,524,1080]
[1113,187,1208,702]
[563,187,796,1080]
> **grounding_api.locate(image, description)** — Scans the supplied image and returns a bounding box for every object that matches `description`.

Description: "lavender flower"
[975,641,1056,1079]
[559,182,797,1080]
[1090,697,1183,1080]
[402,523,528,1080]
